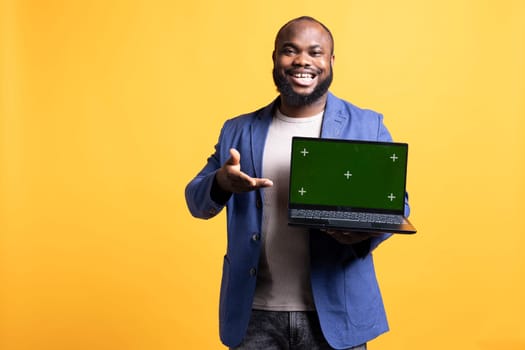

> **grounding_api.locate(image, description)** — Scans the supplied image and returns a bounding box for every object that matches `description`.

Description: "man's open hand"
[215,148,273,193]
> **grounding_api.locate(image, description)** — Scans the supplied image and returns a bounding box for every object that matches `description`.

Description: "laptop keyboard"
[291,209,404,225]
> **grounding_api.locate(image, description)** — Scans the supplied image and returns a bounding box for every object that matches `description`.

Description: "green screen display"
[290,138,408,211]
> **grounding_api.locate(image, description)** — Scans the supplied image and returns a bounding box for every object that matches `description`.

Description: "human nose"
[292,51,311,67]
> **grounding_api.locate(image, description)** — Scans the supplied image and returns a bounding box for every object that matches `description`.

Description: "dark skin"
[272,19,334,117]
[215,19,383,244]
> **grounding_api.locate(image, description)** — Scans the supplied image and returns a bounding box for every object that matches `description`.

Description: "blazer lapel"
[321,92,349,139]
[250,99,276,178]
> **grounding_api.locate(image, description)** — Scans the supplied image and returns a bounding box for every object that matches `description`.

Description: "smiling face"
[272,18,335,111]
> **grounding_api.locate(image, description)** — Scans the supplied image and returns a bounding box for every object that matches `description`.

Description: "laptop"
[288,137,417,234]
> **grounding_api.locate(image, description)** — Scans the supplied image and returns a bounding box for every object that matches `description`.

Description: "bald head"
[275,16,334,55]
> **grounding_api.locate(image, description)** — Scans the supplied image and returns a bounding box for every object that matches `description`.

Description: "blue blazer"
[185,92,410,349]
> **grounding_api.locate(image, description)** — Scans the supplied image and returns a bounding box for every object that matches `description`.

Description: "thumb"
[225,148,241,166]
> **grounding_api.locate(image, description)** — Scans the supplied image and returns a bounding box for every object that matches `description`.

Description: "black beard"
[272,66,333,107]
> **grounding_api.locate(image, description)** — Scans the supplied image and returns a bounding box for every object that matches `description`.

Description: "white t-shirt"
[252,108,323,311]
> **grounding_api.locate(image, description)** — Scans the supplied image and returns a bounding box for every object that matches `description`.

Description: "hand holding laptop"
[216,148,274,193]
[323,229,385,245]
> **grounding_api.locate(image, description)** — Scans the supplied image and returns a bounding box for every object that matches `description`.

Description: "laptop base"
[288,218,417,234]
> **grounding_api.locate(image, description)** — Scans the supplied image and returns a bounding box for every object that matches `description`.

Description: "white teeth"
[293,73,313,79]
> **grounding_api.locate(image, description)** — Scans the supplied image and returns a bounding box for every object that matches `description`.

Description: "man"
[185,16,410,350]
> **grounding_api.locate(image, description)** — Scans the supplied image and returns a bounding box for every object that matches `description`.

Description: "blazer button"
[249,267,257,277]
[251,233,260,241]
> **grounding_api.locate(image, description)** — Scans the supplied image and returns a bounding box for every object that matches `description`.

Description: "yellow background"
[1,0,524,349]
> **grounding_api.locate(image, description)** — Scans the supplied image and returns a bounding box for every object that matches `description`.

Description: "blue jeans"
[230,310,367,350]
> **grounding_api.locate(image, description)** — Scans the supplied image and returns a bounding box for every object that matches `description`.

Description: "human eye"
[281,46,296,55]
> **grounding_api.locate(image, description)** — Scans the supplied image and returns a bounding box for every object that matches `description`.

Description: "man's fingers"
[219,148,273,192]
[254,178,274,188]
[236,175,273,191]
[236,172,257,188]
[225,148,241,166]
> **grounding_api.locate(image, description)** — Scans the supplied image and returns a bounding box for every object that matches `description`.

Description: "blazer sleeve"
[185,127,227,219]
